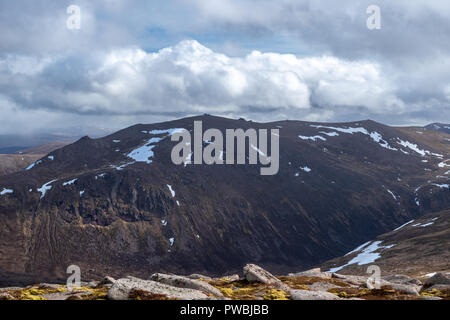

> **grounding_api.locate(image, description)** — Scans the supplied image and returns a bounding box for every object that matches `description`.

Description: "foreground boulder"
[188,274,212,280]
[387,283,420,296]
[424,273,450,287]
[243,264,290,291]
[332,273,369,286]
[383,274,422,287]
[107,277,209,300]
[289,268,332,279]
[150,273,223,297]
[290,289,341,300]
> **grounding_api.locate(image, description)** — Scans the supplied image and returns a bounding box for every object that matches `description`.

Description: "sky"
[1,0,450,140]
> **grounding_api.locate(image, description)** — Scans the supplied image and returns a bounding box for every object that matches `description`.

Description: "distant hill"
[0,115,449,285]
[425,123,450,134]
[16,141,70,155]
[0,146,30,154]
[0,141,70,176]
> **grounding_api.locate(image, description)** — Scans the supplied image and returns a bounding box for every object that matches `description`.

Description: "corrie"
[171,121,279,176]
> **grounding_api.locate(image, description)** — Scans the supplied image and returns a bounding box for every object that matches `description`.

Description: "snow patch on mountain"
[310,125,397,150]
[126,128,185,165]
[328,241,396,273]
[38,180,57,199]
[0,188,13,196]
[26,160,42,170]
[167,184,176,198]
[393,220,415,232]
[298,135,326,142]
[63,179,77,186]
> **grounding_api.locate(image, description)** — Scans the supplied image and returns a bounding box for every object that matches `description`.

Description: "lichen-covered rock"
[424,273,450,286]
[426,284,450,291]
[290,289,342,300]
[150,273,223,297]
[243,264,290,291]
[383,274,422,286]
[224,274,240,281]
[386,283,420,296]
[107,277,209,300]
[0,292,14,300]
[37,283,61,290]
[289,271,332,279]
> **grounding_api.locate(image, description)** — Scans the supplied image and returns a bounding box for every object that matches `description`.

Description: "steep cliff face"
[0,115,449,285]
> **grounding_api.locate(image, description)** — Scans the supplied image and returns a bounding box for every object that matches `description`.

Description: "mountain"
[0,115,449,286]
[0,142,70,176]
[320,209,450,277]
[425,123,450,135]
[0,146,30,154]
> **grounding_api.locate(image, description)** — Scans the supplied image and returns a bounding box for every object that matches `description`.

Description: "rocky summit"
[0,115,449,289]
[0,265,448,300]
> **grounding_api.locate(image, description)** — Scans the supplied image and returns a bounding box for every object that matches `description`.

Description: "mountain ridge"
[0,115,449,285]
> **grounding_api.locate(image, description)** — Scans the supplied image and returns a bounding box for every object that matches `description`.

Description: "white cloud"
[0,39,448,134]
[1,40,398,113]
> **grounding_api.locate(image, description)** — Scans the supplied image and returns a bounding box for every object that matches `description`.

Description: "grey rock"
[107,277,209,300]
[290,289,342,300]
[243,264,290,292]
[297,268,321,274]
[37,283,61,290]
[424,273,450,286]
[332,273,368,285]
[308,281,342,292]
[150,273,223,297]
[386,283,420,296]
[100,276,116,285]
[224,274,240,281]
[288,267,321,277]
[419,296,443,300]
[426,284,450,291]
[289,271,332,279]
[383,274,422,286]
[188,274,212,280]
[0,292,14,300]
[87,281,100,288]
[0,287,22,292]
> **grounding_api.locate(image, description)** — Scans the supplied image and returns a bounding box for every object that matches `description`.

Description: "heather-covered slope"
[321,209,450,277]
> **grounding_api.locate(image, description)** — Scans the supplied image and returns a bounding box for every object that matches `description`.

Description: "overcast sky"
[1,0,450,137]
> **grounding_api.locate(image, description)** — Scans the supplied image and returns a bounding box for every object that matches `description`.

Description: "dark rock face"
[0,115,449,285]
